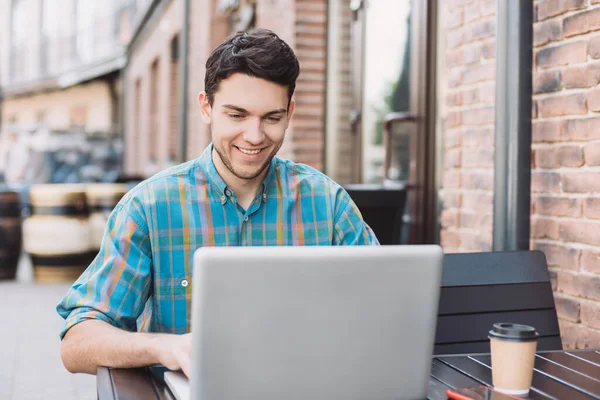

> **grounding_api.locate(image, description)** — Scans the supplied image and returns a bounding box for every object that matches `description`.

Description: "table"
[97,349,600,399]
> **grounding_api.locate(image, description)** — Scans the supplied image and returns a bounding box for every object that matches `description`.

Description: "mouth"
[235,146,265,156]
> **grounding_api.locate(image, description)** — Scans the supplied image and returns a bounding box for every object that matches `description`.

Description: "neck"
[211,148,266,204]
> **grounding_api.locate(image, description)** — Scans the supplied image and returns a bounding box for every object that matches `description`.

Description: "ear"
[287,98,295,123]
[198,92,212,124]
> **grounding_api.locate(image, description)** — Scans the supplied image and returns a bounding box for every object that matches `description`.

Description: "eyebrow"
[222,104,287,117]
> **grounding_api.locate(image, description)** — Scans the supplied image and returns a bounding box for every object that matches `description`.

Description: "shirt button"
[244,216,249,222]
[181,279,189,287]
[225,189,232,196]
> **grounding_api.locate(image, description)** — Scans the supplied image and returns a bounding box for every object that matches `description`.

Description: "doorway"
[326,0,439,244]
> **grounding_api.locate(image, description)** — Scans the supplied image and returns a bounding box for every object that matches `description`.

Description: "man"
[58,28,378,378]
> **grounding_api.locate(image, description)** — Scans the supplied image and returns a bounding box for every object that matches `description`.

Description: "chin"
[233,168,265,180]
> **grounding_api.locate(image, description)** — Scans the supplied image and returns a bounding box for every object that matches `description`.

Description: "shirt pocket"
[155,273,192,298]
[154,273,192,333]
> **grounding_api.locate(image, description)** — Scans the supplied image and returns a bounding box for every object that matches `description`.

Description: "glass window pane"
[361,0,411,184]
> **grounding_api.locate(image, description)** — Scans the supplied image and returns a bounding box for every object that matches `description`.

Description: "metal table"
[97,349,600,399]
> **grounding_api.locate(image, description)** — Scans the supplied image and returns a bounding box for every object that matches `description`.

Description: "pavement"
[0,255,96,400]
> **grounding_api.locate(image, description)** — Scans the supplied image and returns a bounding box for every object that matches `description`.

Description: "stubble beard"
[214,142,281,181]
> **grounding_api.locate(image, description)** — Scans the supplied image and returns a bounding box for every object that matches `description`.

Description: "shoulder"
[274,157,343,193]
[273,157,355,213]
[116,159,201,213]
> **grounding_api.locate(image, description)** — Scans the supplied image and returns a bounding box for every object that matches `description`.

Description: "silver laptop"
[165,245,443,400]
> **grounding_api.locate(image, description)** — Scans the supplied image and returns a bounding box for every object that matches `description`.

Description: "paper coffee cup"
[489,323,539,396]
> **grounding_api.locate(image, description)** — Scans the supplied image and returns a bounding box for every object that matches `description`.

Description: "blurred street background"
[2,0,600,398]
[0,255,96,400]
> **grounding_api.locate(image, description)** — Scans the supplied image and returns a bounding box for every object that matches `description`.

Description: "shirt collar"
[260,154,278,202]
[199,143,228,198]
[199,143,278,203]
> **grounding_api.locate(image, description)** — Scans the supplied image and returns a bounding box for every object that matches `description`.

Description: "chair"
[434,250,562,355]
[343,183,407,245]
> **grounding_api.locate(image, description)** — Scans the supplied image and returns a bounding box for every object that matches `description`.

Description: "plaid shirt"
[57,144,379,338]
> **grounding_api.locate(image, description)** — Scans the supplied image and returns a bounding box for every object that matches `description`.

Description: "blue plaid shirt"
[57,144,379,338]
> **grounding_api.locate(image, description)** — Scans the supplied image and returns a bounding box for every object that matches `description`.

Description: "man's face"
[198,73,295,182]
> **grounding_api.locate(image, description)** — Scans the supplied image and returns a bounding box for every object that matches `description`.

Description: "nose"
[241,117,265,145]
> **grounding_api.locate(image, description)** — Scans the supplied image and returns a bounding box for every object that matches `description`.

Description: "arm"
[332,190,380,245]
[57,199,191,376]
[61,320,191,376]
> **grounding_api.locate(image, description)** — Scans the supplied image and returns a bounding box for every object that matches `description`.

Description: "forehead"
[213,73,289,112]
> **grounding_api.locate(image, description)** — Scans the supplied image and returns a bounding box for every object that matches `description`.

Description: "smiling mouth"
[236,147,264,155]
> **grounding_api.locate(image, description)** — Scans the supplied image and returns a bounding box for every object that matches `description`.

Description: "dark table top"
[97,349,600,400]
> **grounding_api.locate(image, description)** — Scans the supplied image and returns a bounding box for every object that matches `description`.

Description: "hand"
[154,333,192,377]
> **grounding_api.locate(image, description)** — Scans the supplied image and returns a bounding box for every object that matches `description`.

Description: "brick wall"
[128,0,326,171]
[438,0,497,253]
[438,0,600,348]
[255,0,327,169]
[335,1,354,184]
[323,0,353,184]
[532,0,600,349]
[289,0,327,170]
[186,0,213,161]
[125,0,182,175]
[186,0,240,161]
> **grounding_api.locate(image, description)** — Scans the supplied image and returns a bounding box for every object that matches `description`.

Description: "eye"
[229,113,244,120]
[266,116,282,123]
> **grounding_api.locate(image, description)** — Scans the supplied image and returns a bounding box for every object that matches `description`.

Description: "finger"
[180,355,192,378]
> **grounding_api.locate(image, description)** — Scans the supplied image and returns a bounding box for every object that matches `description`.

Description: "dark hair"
[204,28,300,106]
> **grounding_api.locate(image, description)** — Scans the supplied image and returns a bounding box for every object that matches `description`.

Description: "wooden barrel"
[86,183,128,252]
[0,190,22,280]
[23,184,93,283]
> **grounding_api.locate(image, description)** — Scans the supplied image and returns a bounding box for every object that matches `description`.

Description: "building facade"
[0,0,148,133]
[2,0,599,348]
[437,0,600,348]
[123,0,328,176]
[125,0,600,348]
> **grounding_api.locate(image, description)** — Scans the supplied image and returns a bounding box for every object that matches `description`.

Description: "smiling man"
[57,28,379,377]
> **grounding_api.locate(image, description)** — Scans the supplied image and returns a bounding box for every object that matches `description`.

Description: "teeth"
[239,148,261,155]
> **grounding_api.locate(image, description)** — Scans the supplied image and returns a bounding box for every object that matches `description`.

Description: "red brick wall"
[438,0,497,253]
[290,0,327,170]
[186,0,213,161]
[325,0,353,184]
[125,0,183,175]
[532,0,600,349]
[438,0,600,348]
[184,0,327,168]
[256,0,327,169]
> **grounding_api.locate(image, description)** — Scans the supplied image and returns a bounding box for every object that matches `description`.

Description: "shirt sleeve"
[56,197,153,339]
[332,190,380,246]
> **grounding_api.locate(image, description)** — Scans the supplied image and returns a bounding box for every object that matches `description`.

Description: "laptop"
[165,245,443,400]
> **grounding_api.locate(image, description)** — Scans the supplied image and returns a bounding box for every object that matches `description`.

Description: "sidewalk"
[0,255,96,400]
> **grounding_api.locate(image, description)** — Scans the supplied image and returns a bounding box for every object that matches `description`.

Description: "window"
[42,0,70,76]
[361,1,411,183]
[76,0,96,63]
[36,110,47,124]
[149,59,160,163]
[11,0,33,83]
[134,78,142,172]
[169,35,180,163]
